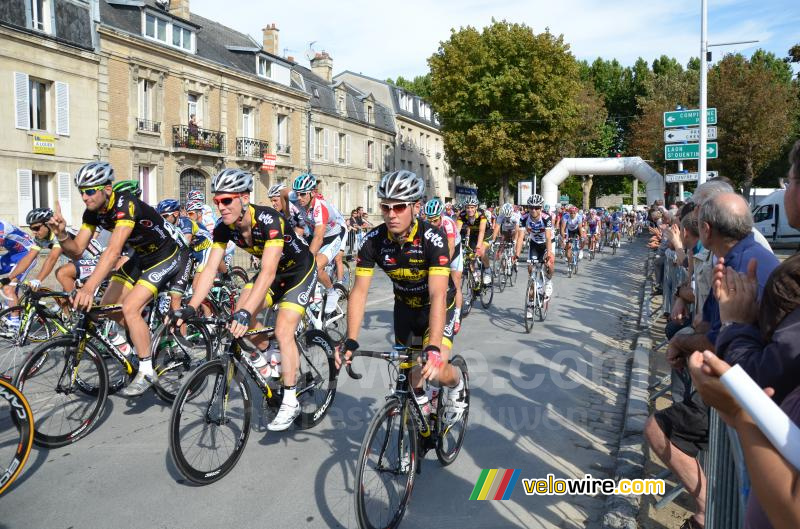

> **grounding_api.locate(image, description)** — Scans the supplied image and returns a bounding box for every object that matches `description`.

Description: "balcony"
[172,125,225,154]
[276,143,291,155]
[236,137,269,159]
[136,118,161,134]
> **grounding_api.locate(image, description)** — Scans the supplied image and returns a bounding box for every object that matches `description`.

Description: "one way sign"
[664,127,717,143]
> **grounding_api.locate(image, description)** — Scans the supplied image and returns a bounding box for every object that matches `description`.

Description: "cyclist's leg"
[480,240,491,281]
[450,243,464,323]
[334,249,345,283]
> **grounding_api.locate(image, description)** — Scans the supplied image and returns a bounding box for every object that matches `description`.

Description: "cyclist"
[178,168,317,431]
[586,208,602,255]
[46,161,192,397]
[609,207,624,248]
[560,205,585,265]
[424,197,464,334]
[290,173,347,313]
[337,170,466,421]
[491,202,521,261]
[0,219,39,327]
[268,183,307,238]
[516,194,554,310]
[22,208,64,292]
[186,190,216,233]
[457,196,491,286]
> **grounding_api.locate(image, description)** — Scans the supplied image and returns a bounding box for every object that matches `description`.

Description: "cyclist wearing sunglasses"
[457,196,492,286]
[46,161,192,397]
[0,218,40,327]
[268,183,307,238]
[516,194,555,308]
[423,197,465,334]
[290,173,347,314]
[21,208,64,292]
[337,170,466,420]
[179,168,317,431]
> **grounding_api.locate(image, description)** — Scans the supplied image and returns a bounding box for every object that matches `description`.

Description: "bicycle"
[492,240,517,292]
[0,378,34,496]
[611,231,620,255]
[299,281,348,346]
[346,344,470,529]
[565,237,580,278]
[523,258,550,332]
[461,246,493,315]
[168,318,337,485]
[627,223,635,243]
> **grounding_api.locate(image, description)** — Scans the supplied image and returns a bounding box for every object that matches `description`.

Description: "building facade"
[98,0,309,206]
[334,71,455,202]
[295,53,395,216]
[0,0,98,227]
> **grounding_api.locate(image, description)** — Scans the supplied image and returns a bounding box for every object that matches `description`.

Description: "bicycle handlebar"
[344,348,429,380]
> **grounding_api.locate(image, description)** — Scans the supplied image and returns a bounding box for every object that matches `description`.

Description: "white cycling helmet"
[500,203,513,217]
[267,183,286,198]
[75,161,114,187]
[185,200,204,212]
[211,168,253,193]
[464,196,479,206]
[527,194,544,207]
[377,170,425,201]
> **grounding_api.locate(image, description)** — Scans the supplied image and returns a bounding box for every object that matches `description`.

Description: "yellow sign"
[32,134,55,155]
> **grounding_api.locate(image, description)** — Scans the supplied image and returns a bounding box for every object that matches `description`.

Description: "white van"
[752,189,800,247]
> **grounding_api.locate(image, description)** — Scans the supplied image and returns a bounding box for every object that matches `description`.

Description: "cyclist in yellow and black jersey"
[337,170,466,423]
[179,168,316,432]
[46,161,192,397]
[457,197,492,285]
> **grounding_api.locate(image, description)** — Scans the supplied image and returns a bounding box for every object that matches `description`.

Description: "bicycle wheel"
[493,257,505,293]
[228,266,250,291]
[322,284,348,346]
[0,379,34,496]
[294,330,337,429]
[460,273,473,317]
[169,359,251,485]
[524,280,535,333]
[152,323,213,403]
[436,355,469,465]
[14,337,108,448]
[0,306,40,380]
[339,260,354,292]
[480,270,494,308]
[355,398,417,529]
[509,259,517,287]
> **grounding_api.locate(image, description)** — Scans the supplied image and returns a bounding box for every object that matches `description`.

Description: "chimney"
[168,0,190,20]
[287,56,295,63]
[262,23,279,56]
[310,51,333,83]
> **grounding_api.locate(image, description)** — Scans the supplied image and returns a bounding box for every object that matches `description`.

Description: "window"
[276,114,289,153]
[29,79,48,131]
[335,134,351,164]
[138,79,154,121]
[257,57,272,79]
[337,97,345,114]
[139,166,157,206]
[383,144,393,171]
[187,93,200,125]
[242,106,254,138]
[366,140,374,169]
[312,127,327,160]
[419,132,424,152]
[172,25,193,51]
[365,185,374,213]
[145,13,168,43]
[30,0,53,32]
[32,173,51,209]
[753,204,774,223]
[367,105,373,123]
[312,87,320,98]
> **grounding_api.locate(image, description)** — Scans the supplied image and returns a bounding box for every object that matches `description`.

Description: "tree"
[386,74,432,100]
[427,20,592,203]
[709,52,799,195]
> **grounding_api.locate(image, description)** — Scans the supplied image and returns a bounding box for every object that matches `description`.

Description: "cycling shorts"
[72,258,99,282]
[612,225,621,233]
[450,243,464,273]
[528,242,548,264]
[394,298,457,351]
[111,246,192,296]
[0,252,36,282]
[467,235,491,251]
[318,232,344,264]
[244,259,317,315]
[588,225,599,236]
[566,228,580,240]
[500,231,516,243]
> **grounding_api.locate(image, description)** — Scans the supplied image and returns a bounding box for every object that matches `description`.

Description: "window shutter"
[55,82,69,136]
[17,170,33,224]
[323,129,329,161]
[14,72,30,130]
[346,135,351,165]
[334,134,340,163]
[309,125,315,158]
[363,139,367,167]
[57,172,72,226]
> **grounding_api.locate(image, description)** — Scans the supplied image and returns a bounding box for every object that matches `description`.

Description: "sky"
[189,0,798,80]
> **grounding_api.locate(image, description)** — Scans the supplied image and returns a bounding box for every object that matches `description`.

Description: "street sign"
[261,153,277,171]
[665,171,719,183]
[683,191,693,200]
[664,126,717,143]
[665,142,718,161]
[663,108,717,128]
[559,195,569,204]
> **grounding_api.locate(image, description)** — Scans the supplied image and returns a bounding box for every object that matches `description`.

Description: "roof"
[0,0,94,51]
[294,64,395,134]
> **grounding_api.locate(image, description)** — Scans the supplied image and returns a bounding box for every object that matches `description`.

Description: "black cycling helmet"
[26,207,54,226]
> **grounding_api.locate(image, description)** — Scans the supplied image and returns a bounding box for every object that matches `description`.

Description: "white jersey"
[439,215,462,247]
[294,194,346,238]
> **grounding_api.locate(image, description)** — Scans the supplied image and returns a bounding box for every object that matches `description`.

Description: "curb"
[601,252,654,529]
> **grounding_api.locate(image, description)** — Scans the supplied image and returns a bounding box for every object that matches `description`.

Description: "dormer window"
[367,104,373,123]
[145,13,168,42]
[312,87,320,98]
[143,11,195,53]
[257,57,272,78]
[172,24,193,51]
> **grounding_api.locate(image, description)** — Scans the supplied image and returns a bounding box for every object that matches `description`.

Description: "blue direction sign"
[663,108,717,128]
[664,142,718,161]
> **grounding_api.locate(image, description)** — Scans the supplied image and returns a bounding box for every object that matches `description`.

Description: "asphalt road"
[1,239,648,529]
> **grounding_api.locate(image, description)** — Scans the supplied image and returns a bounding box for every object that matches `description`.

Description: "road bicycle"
[298,280,348,346]
[523,258,550,332]
[565,237,580,278]
[346,344,470,529]
[611,230,621,255]
[168,315,337,485]
[461,246,493,317]
[0,378,34,496]
[492,240,517,292]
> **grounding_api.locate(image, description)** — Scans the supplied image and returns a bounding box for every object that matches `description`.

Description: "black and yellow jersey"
[31,231,60,252]
[212,204,312,274]
[458,209,488,241]
[356,219,454,308]
[81,191,179,259]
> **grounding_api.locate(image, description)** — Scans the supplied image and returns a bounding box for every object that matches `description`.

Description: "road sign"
[664,126,717,143]
[665,142,718,161]
[665,171,719,183]
[261,153,277,171]
[663,108,717,128]
[559,195,569,204]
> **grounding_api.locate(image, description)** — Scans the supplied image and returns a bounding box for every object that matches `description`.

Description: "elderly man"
[644,190,779,529]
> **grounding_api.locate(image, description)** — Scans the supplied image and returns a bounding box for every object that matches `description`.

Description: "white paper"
[720,364,800,471]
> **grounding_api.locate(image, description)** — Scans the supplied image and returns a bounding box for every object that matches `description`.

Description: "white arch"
[541,157,664,208]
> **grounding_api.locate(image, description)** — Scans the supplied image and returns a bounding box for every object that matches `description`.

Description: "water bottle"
[268,350,281,378]
[415,391,431,419]
[249,350,271,378]
[310,284,323,313]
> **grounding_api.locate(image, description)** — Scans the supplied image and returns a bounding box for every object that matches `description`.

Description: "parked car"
[752,189,800,247]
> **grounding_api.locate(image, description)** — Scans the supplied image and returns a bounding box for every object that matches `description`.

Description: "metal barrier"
[704,410,748,529]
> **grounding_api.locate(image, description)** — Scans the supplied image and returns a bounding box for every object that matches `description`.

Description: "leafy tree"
[386,74,432,100]
[427,20,594,203]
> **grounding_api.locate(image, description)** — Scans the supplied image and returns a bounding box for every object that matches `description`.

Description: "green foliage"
[386,74,433,100]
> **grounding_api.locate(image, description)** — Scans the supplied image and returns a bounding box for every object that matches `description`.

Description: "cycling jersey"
[31,231,60,252]
[0,221,33,256]
[199,204,217,234]
[521,212,553,245]
[561,213,583,232]
[439,215,462,248]
[610,212,624,232]
[356,219,454,309]
[458,210,488,247]
[293,194,346,239]
[287,202,308,235]
[496,212,521,234]
[212,204,312,275]
[176,217,212,253]
[587,214,601,234]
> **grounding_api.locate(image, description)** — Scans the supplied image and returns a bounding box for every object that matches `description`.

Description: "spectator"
[188,114,199,143]
[357,206,373,229]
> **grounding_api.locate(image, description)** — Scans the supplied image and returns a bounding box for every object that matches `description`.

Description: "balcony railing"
[276,143,291,154]
[173,125,225,153]
[236,137,269,159]
[136,118,161,133]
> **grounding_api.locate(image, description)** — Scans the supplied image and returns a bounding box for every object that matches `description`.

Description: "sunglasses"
[297,191,311,198]
[29,224,44,231]
[79,185,105,197]
[213,195,240,207]
[427,216,441,222]
[161,213,174,219]
[380,202,414,214]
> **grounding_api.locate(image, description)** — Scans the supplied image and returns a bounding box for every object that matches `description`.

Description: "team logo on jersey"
[116,211,125,219]
[117,196,125,208]
[269,229,279,238]
[128,202,135,217]
[423,229,444,248]
[438,255,449,265]
[257,212,274,225]
[384,255,396,265]
[139,219,153,228]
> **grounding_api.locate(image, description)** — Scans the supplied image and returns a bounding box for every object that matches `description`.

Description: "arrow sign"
[665,142,719,161]
[665,171,719,183]
[663,108,717,128]
[664,126,717,143]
